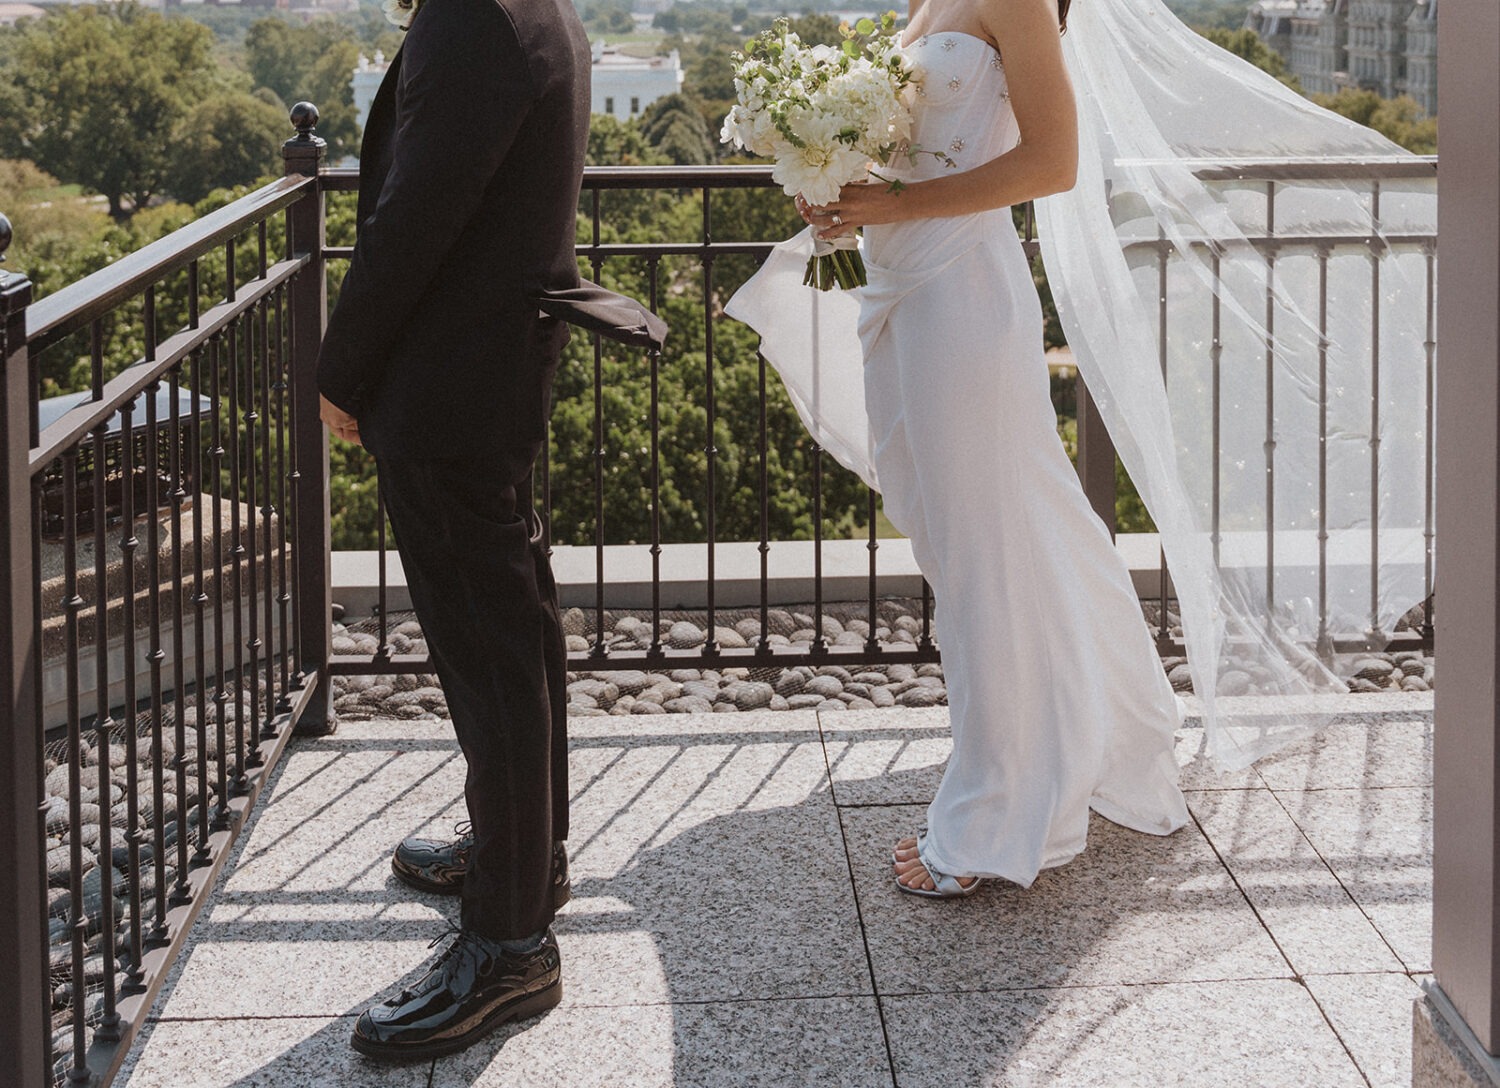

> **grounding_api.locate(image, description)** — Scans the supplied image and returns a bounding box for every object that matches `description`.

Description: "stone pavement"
[117,693,1433,1087]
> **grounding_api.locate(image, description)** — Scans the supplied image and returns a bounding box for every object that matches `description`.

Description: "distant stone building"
[1243,0,1437,114]
[589,40,684,120]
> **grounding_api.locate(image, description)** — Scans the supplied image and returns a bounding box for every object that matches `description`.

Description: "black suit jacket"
[316,0,591,459]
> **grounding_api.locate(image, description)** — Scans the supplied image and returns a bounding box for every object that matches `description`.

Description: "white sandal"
[893,829,985,899]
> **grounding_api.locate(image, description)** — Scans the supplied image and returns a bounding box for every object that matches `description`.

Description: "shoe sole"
[350,976,563,1062]
[390,860,573,910]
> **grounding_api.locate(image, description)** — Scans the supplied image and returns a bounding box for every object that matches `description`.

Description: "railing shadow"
[118,706,1431,1085]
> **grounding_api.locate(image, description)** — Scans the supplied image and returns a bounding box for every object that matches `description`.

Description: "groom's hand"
[320,394,363,447]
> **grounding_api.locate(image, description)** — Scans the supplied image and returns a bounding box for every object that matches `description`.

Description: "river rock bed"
[39,691,261,1073]
[329,602,1435,720]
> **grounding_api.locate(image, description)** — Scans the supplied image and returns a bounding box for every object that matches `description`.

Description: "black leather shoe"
[351,927,562,1061]
[392,824,571,909]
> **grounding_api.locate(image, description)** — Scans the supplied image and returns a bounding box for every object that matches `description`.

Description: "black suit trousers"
[375,446,568,940]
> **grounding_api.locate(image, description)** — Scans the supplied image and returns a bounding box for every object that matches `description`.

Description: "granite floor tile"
[819,709,1256,802]
[1254,710,1433,791]
[1275,787,1431,971]
[1173,725,1264,791]
[553,711,871,1007]
[843,805,1288,995]
[881,979,1365,1087]
[118,1015,429,1088]
[429,997,892,1088]
[1304,971,1425,1088]
[1188,789,1405,974]
[819,706,951,806]
[148,911,447,1019]
[250,728,467,831]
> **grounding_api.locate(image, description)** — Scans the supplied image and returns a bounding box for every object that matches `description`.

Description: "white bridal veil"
[726,0,1437,769]
[1037,0,1435,766]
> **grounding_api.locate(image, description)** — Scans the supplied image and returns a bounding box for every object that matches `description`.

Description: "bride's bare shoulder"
[977,0,1065,44]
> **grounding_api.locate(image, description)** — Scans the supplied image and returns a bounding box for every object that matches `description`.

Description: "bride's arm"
[812,0,1076,235]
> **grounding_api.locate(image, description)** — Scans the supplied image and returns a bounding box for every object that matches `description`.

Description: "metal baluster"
[648,257,663,658]
[866,489,880,655]
[243,302,264,769]
[702,188,718,657]
[811,444,826,655]
[189,348,210,863]
[1156,231,1172,644]
[88,334,121,1042]
[61,447,88,1083]
[591,252,606,658]
[757,350,770,654]
[259,291,277,735]
[228,319,247,794]
[377,475,389,656]
[1368,180,1383,640]
[1210,248,1223,568]
[209,335,229,829]
[143,382,168,944]
[169,363,191,904]
[116,393,145,995]
[274,286,292,704]
[919,577,934,652]
[1421,242,1436,644]
[285,275,303,676]
[1316,245,1333,663]
[1263,182,1278,621]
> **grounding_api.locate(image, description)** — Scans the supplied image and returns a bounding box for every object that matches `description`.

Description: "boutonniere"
[382,0,423,29]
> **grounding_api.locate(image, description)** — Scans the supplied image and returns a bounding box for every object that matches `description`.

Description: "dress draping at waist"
[857,212,992,353]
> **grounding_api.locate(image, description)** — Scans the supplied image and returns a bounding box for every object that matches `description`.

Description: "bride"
[739,0,1192,899]
[728,0,1434,897]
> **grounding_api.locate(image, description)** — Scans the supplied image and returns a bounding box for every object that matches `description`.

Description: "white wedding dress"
[726,31,1189,885]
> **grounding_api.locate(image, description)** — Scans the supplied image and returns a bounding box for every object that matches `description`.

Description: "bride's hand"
[801,181,901,241]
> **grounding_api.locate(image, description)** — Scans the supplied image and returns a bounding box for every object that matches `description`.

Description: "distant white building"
[1244,0,1438,113]
[352,51,388,135]
[350,40,685,144]
[590,40,683,120]
[0,2,46,25]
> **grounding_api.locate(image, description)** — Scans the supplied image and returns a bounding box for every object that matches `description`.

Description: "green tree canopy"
[640,94,716,165]
[244,17,362,158]
[168,92,288,205]
[2,2,221,216]
[1312,88,1437,153]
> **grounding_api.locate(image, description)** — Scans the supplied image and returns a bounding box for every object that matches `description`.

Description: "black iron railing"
[0,111,331,1088]
[0,105,1438,1086]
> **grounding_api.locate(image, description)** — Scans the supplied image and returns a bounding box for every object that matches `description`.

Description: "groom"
[315,0,590,1060]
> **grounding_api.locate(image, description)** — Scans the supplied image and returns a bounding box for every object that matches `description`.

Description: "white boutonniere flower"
[383,0,421,30]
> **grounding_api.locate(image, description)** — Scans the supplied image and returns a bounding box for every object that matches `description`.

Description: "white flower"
[772,141,868,206]
[382,0,414,28]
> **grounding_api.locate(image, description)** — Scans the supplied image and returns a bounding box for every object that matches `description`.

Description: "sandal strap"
[916,830,975,894]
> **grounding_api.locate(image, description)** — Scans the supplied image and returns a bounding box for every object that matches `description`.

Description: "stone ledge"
[332,532,1174,618]
[1414,983,1500,1087]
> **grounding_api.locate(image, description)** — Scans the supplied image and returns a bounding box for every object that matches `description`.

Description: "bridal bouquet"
[720,15,918,290]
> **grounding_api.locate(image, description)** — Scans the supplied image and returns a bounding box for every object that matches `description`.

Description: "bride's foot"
[891,835,980,895]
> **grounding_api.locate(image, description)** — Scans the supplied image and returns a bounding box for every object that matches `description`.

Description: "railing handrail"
[27,256,306,471]
[23,174,315,355]
[1120,154,1438,180]
[319,157,1445,191]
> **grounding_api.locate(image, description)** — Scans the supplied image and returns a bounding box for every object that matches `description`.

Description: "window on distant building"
[605,96,615,115]
[631,96,640,115]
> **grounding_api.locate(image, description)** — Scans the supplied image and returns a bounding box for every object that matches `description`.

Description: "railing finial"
[289,101,320,141]
[283,103,327,178]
